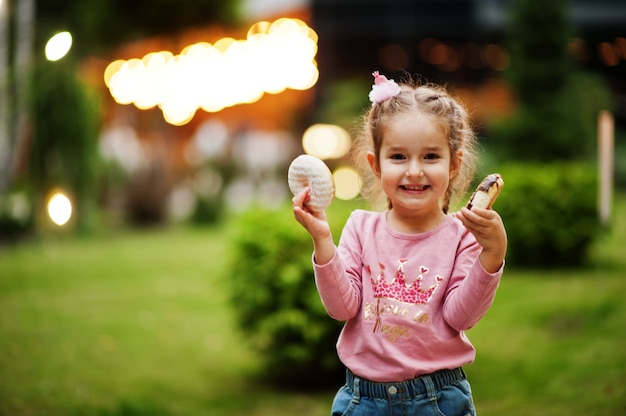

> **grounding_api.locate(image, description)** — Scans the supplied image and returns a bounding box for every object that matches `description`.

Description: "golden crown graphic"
[370,259,444,305]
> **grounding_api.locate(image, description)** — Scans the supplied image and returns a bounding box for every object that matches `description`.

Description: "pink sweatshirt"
[313,210,503,382]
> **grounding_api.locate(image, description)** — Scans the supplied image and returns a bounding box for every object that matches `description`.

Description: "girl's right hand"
[292,187,336,265]
[292,187,331,240]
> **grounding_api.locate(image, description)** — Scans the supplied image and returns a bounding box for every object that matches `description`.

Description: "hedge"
[227,200,358,387]
[493,162,600,268]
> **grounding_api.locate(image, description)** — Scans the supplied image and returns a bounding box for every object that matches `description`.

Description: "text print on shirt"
[364,259,444,342]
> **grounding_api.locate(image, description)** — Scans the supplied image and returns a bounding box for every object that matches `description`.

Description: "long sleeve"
[442,238,503,331]
[310,210,504,382]
[313,212,365,320]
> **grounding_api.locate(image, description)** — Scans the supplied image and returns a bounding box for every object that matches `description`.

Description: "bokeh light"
[47,192,72,226]
[333,167,361,200]
[481,44,509,71]
[45,31,73,61]
[378,44,409,72]
[302,124,351,160]
[105,18,319,126]
[598,41,620,66]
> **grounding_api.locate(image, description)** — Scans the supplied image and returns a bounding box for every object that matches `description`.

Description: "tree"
[1,0,241,190]
[28,59,100,232]
[488,0,611,162]
[484,0,612,268]
[0,0,242,234]
[507,0,572,106]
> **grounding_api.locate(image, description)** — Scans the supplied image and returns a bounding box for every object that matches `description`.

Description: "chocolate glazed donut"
[467,174,504,210]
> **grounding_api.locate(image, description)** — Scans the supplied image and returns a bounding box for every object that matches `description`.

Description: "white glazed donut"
[288,154,335,211]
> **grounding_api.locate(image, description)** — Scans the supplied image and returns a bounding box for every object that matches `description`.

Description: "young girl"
[292,72,507,416]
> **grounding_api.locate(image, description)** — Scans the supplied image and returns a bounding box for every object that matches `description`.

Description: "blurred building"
[92,0,625,221]
[312,0,626,120]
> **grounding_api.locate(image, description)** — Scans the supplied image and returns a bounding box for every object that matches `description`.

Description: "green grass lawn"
[1,196,625,416]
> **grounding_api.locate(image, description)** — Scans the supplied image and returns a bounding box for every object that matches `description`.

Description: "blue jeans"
[331,368,476,416]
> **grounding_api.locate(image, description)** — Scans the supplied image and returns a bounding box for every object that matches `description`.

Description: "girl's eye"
[390,154,405,160]
[424,153,440,160]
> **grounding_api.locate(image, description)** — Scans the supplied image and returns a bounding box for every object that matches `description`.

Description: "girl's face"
[368,114,461,225]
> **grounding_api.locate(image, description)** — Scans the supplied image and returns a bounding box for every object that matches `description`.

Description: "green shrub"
[190,195,223,225]
[0,190,31,240]
[227,200,358,387]
[495,163,600,268]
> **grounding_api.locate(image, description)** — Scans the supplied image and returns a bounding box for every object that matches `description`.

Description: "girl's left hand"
[456,207,507,274]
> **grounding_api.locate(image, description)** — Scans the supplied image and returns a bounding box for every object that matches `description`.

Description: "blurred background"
[0,0,624,232]
[0,0,625,415]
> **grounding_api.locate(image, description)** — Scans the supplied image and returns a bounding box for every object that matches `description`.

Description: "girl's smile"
[368,114,461,232]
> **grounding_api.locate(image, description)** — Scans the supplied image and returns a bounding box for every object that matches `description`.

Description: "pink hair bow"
[368,71,401,105]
